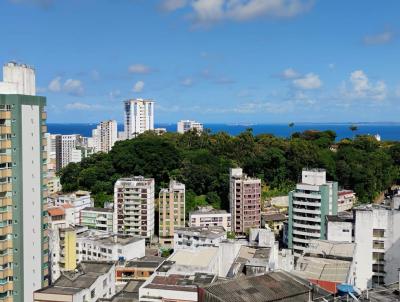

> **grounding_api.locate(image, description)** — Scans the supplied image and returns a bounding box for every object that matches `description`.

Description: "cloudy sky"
[1,0,399,124]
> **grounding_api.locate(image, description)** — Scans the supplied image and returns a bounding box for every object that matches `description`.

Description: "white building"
[177,120,203,134]
[114,177,155,240]
[288,169,338,257]
[353,197,400,290]
[338,190,356,212]
[326,212,354,243]
[34,261,116,302]
[80,207,116,232]
[174,226,227,250]
[76,230,146,262]
[0,61,49,300]
[92,120,118,153]
[124,98,154,139]
[189,206,231,230]
[48,190,93,224]
[55,134,80,171]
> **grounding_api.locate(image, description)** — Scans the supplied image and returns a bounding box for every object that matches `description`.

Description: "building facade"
[159,180,186,246]
[338,190,356,212]
[177,120,203,134]
[174,226,227,250]
[229,168,261,235]
[114,177,155,240]
[189,206,231,230]
[0,62,49,301]
[80,207,115,232]
[124,99,154,139]
[353,198,400,290]
[288,169,338,257]
[92,120,118,153]
[55,134,80,171]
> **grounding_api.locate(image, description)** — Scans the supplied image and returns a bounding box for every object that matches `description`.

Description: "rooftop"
[168,247,219,268]
[261,212,287,222]
[304,240,355,260]
[326,211,354,223]
[144,273,215,293]
[174,226,226,239]
[77,230,144,246]
[190,206,230,216]
[123,256,164,269]
[203,270,331,302]
[98,280,144,302]
[82,207,113,213]
[35,261,115,296]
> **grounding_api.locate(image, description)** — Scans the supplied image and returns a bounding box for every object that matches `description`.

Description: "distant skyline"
[1,0,399,123]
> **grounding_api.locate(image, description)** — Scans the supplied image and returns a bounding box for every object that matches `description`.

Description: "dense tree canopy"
[59,129,400,210]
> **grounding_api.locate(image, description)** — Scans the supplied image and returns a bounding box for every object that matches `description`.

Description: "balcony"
[0,184,11,193]
[293,237,310,244]
[0,240,12,250]
[0,268,13,279]
[0,141,11,149]
[0,169,11,178]
[293,208,321,215]
[0,254,13,265]
[0,155,11,163]
[293,215,321,223]
[0,282,13,293]
[41,125,47,133]
[41,111,47,120]
[0,296,13,302]
[293,229,320,237]
[293,192,322,200]
[0,198,12,207]
[0,127,11,135]
[293,222,321,230]
[0,212,12,221]
[0,112,11,119]
[293,200,321,208]
[0,226,12,236]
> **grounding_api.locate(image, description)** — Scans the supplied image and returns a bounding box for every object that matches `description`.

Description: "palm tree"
[349,124,358,139]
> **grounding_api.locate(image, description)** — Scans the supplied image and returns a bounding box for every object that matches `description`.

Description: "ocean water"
[47,123,400,141]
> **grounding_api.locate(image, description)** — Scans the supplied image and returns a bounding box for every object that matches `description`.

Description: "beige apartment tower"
[159,180,185,246]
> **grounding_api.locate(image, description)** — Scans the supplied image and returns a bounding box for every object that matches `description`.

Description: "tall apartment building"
[159,180,185,246]
[0,61,49,301]
[177,120,203,134]
[80,207,115,232]
[353,197,400,290]
[288,169,338,257]
[55,134,80,171]
[114,177,155,240]
[229,168,261,235]
[124,98,154,139]
[92,120,118,153]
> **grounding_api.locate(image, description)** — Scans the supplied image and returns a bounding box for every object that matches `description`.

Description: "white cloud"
[168,0,313,25]
[181,77,194,86]
[160,0,188,11]
[63,79,84,96]
[65,102,107,111]
[128,64,152,74]
[328,63,335,69]
[293,73,322,90]
[280,68,299,79]
[342,70,387,101]
[133,81,145,93]
[48,76,62,92]
[363,30,394,45]
[109,89,121,100]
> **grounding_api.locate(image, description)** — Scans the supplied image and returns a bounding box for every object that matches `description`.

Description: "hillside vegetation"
[59,129,400,211]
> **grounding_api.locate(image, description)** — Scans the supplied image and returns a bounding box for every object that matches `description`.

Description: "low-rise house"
[98,280,144,302]
[200,270,333,302]
[34,261,116,302]
[116,256,164,283]
[338,190,356,212]
[174,226,227,250]
[261,212,287,235]
[80,207,115,232]
[139,273,216,302]
[189,206,231,230]
[48,203,75,229]
[48,190,93,224]
[76,230,145,262]
[294,240,356,293]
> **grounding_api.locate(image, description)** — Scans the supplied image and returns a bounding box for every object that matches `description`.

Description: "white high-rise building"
[114,177,155,241]
[177,120,203,134]
[92,120,118,153]
[55,134,80,171]
[0,62,49,301]
[124,98,154,139]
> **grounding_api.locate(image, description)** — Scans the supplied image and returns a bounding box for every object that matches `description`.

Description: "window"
[373,229,385,238]
[373,240,384,250]
[90,289,95,299]
[103,278,107,288]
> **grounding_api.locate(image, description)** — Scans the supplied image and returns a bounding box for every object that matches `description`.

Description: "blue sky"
[1,0,399,124]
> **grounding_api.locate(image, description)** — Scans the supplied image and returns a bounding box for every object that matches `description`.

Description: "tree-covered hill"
[58,129,400,212]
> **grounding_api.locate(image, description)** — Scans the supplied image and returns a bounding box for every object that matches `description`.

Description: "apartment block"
[92,120,118,153]
[288,169,338,257]
[189,206,231,230]
[338,189,356,212]
[80,207,115,232]
[55,134,80,171]
[353,197,400,290]
[159,180,185,246]
[229,168,261,235]
[177,120,203,134]
[114,177,155,240]
[0,61,49,301]
[124,98,154,139]
[174,226,227,250]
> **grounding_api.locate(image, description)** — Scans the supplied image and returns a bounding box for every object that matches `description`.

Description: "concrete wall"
[327,221,353,242]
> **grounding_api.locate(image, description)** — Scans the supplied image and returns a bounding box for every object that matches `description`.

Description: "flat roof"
[169,248,219,268]
[77,231,143,246]
[174,226,226,239]
[144,273,215,292]
[124,256,164,268]
[305,240,355,259]
[82,207,113,213]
